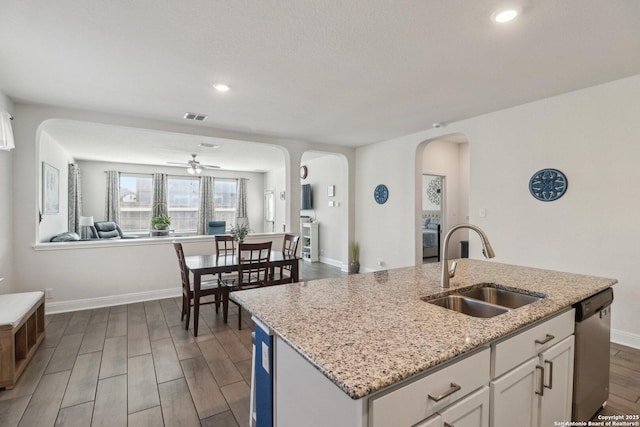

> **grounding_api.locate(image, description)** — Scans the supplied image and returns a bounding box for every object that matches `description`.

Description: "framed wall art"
[42,162,60,214]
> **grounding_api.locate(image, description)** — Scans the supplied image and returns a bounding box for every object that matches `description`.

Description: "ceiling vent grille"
[184,112,208,121]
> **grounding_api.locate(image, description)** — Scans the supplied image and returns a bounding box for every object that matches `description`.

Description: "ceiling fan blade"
[166,161,190,166]
[200,164,221,169]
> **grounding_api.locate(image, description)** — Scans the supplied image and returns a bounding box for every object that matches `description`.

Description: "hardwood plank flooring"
[92,375,127,427]
[1,262,637,425]
[601,343,640,417]
[127,354,160,415]
[60,351,101,408]
[55,401,93,427]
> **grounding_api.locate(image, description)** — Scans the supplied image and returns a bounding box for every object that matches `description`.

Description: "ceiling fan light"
[187,166,202,175]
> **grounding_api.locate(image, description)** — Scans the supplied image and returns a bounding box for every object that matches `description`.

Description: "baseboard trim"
[45,287,182,314]
[318,256,346,271]
[611,328,640,349]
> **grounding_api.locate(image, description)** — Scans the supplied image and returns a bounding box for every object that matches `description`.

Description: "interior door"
[264,190,275,232]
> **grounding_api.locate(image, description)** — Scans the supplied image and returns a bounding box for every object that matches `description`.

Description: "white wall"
[76,160,265,232]
[300,153,349,267]
[356,141,414,270]
[264,166,286,233]
[38,131,74,242]
[0,92,14,293]
[355,74,640,347]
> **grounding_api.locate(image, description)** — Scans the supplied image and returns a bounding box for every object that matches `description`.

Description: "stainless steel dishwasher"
[572,287,614,421]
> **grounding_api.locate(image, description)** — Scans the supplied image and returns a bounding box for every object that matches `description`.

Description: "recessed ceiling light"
[491,8,519,23]
[213,83,230,92]
[199,143,220,148]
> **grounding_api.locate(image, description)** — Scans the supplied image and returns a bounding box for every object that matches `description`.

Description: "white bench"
[0,292,46,389]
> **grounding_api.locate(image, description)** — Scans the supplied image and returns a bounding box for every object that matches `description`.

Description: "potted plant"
[349,241,360,274]
[151,214,171,230]
[230,222,250,243]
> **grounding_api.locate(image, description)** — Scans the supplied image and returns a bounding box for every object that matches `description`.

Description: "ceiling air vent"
[183,112,208,121]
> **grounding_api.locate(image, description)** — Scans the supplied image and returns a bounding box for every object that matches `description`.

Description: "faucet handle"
[448,261,457,278]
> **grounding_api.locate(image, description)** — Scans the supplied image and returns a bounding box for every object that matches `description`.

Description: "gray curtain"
[152,173,168,217]
[68,164,82,233]
[236,178,248,226]
[105,170,120,223]
[197,176,215,235]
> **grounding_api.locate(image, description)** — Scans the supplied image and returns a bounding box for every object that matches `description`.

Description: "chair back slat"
[215,234,236,256]
[173,242,190,291]
[238,241,272,289]
[281,234,299,273]
[282,234,300,257]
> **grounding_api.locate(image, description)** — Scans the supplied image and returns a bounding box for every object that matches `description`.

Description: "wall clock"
[374,184,389,204]
[300,165,308,179]
[529,168,568,202]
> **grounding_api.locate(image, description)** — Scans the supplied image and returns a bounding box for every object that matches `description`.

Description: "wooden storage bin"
[0,292,46,390]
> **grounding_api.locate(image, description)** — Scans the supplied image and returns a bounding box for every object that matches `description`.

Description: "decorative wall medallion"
[529,169,568,202]
[374,184,389,204]
[426,177,442,205]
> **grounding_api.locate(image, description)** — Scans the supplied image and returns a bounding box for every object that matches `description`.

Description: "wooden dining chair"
[173,242,224,337]
[215,234,237,290]
[280,233,300,277]
[230,241,272,330]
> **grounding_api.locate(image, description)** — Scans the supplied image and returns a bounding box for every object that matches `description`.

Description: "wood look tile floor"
[0,261,637,426]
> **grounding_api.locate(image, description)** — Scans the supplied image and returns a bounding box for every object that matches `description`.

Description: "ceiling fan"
[167,154,220,175]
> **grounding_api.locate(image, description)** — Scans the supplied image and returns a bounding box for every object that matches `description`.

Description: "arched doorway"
[415,134,470,265]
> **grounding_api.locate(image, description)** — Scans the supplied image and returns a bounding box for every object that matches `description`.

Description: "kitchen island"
[231,259,617,427]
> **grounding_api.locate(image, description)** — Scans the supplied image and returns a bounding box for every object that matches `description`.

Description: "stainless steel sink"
[425,295,509,318]
[423,285,544,318]
[458,285,542,309]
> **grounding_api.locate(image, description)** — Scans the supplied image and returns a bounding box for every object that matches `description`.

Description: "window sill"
[33,232,286,251]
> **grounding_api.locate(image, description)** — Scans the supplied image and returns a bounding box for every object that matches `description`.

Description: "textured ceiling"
[2,0,640,149]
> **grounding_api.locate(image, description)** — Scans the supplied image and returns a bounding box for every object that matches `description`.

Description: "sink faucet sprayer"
[441,224,495,288]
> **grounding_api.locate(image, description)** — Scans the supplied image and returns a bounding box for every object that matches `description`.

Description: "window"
[168,177,200,233]
[119,174,153,232]
[215,179,237,226]
[118,174,236,234]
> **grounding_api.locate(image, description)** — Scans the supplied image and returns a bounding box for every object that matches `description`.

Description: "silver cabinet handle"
[535,365,545,396]
[535,334,555,345]
[428,383,461,402]
[544,360,553,389]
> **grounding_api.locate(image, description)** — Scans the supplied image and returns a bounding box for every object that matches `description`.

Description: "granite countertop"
[230,259,617,400]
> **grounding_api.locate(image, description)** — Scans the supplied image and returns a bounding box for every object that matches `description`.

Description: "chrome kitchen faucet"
[441,224,495,288]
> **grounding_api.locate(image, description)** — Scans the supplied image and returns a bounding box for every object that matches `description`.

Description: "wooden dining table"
[184,250,300,335]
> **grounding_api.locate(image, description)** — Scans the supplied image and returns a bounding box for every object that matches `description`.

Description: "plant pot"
[154,224,169,230]
[349,261,360,274]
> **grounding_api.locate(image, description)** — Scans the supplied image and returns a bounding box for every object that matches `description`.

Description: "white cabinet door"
[490,357,539,427]
[538,336,574,427]
[440,386,490,427]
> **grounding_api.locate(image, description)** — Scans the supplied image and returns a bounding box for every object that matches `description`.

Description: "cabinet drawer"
[369,348,490,427]
[492,309,574,378]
